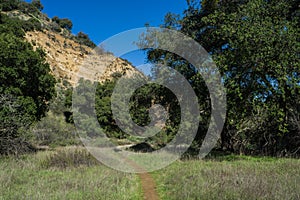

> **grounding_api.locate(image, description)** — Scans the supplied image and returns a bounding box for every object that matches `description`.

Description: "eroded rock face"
[25,31,140,86]
[2,9,141,87]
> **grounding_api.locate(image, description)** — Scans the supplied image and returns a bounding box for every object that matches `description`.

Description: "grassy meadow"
[153,156,300,200]
[0,147,299,200]
[0,148,142,200]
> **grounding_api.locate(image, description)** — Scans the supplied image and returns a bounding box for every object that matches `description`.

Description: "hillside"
[0,0,148,153]
[2,8,139,86]
[25,30,139,86]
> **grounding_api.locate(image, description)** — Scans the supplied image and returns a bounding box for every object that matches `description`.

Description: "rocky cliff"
[25,30,139,86]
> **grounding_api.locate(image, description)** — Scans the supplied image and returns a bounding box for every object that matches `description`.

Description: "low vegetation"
[0,148,298,199]
[40,147,99,169]
[152,156,300,200]
[0,148,143,200]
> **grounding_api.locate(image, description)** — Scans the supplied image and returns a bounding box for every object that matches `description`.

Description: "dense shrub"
[0,0,20,11]
[31,112,79,147]
[49,22,61,32]
[0,94,36,155]
[75,31,96,48]
[22,18,42,31]
[52,16,73,31]
[18,1,39,15]
[58,18,72,30]
[0,13,42,35]
[40,148,100,169]
[0,31,55,155]
[0,14,25,37]
[31,0,43,11]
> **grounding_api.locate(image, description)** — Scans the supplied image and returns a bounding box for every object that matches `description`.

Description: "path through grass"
[1,149,299,200]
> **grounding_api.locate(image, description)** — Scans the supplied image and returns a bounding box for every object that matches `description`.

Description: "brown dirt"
[139,172,160,200]
[122,157,160,200]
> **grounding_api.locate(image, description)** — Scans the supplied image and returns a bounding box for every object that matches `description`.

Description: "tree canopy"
[0,11,56,154]
[142,0,299,156]
[52,16,73,31]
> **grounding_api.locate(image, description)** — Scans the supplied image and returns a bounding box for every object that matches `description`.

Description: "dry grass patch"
[39,147,100,169]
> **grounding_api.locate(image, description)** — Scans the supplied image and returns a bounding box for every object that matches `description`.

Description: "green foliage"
[31,0,43,11]
[199,0,299,156]
[0,12,42,35]
[93,76,182,147]
[0,94,36,155]
[129,82,182,147]
[142,0,299,156]
[51,16,59,23]
[63,87,74,123]
[0,33,56,119]
[72,79,105,140]
[95,78,124,138]
[52,16,73,31]
[18,1,40,15]
[0,0,96,152]
[29,83,80,147]
[0,0,20,11]
[75,31,96,48]
[49,21,61,32]
[0,13,25,37]
[72,76,180,144]
[59,18,73,30]
[0,31,55,154]
[31,112,79,147]
[22,17,42,31]
[0,0,44,16]
[0,3,54,154]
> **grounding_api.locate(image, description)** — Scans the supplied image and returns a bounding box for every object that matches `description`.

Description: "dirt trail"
[88,145,160,199]
[138,172,160,200]
[122,156,160,200]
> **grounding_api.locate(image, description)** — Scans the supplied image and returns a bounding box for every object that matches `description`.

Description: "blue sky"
[41,0,187,44]
[37,0,188,71]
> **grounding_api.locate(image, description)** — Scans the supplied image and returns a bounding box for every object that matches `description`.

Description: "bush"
[18,1,39,15]
[0,0,42,14]
[22,18,42,31]
[0,14,25,38]
[49,22,61,32]
[0,94,36,155]
[31,112,80,147]
[52,16,73,31]
[0,33,56,119]
[40,148,100,169]
[58,18,72,30]
[0,33,56,155]
[75,31,96,48]
[0,0,20,11]
[31,0,43,11]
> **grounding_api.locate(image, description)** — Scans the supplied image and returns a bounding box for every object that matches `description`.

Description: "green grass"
[0,149,143,200]
[1,149,299,200]
[152,155,300,200]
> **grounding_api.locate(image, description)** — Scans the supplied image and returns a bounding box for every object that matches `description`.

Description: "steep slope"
[1,7,139,86]
[25,30,139,86]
